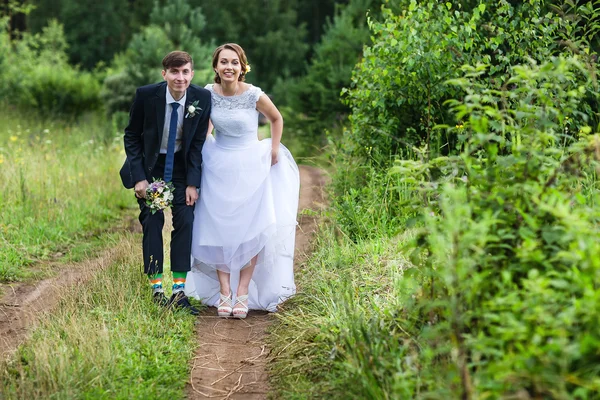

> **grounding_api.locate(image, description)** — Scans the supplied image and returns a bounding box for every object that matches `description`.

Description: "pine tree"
[101,0,213,115]
[277,0,381,138]
[194,0,309,92]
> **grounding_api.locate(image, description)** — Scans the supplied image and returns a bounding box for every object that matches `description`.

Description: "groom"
[120,51,211,314]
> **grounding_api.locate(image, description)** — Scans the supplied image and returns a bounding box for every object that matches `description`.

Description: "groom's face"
[162,62,194,97]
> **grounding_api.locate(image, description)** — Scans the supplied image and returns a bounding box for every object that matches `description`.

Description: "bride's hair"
[212,43,248,84]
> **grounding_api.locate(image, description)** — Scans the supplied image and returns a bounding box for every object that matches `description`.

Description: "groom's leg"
[138,154,166,276]
[138,198,165,275]
[170,152,194,274]
[167,153,198,314]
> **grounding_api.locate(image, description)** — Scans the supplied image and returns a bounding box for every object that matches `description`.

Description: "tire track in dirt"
[187,165,327,400]
[0,217,141,360]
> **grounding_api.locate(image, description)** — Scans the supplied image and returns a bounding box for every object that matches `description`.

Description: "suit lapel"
[182,88,197,149]
[155,84,167,147]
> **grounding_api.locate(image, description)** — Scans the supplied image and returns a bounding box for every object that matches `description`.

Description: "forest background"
[1,0,600,398]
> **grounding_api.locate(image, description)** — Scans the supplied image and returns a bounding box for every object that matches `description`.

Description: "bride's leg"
[233,255,257,318]
[237,255,258,296]
[217,269,231,295]
[217,269,233,317]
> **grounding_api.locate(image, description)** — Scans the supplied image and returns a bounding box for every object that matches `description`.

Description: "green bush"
[344,0,579,164]
[272,55,600,399]
[401,57,600,397]
[330,0,599,240]
[14,63,101,115]
[0,19,101,116]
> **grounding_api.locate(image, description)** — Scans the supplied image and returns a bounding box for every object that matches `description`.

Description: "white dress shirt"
[160,90,187,154]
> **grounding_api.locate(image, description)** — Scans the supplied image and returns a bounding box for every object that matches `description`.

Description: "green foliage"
[196,0,309,93]
[28,0,155,70]
[330,0,600,240]
[325,134,413,240]
[0,20,102,116]
[400,57,600,396]
[271,56,600,399]
[101,0,213,115]
[345,0,577,163]
[275,0,378,140]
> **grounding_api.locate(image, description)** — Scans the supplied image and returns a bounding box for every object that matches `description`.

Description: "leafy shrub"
[0,20,101,116]
[272,55,600,400]
[331,0,599,240]
[398,56,600,397]
[15,64,101,115]
[344,0,583,164]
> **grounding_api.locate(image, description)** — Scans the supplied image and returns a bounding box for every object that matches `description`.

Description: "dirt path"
[0,217,141,360]
[187,165,327,400]
[0,248,122,360]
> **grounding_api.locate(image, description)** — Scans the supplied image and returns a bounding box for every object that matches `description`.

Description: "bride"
[186,43,299,318]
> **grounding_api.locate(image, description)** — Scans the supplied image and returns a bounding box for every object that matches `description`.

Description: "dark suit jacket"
[119,81,211,189]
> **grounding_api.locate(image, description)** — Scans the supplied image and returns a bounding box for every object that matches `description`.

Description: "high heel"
[232,294,249,319]
[217,292,233,317]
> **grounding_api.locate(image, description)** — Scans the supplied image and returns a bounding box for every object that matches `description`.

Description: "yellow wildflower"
[10,136,18,142]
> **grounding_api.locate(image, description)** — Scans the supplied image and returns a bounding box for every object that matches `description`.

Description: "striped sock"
[149,273,164,294]
[172,271,187,294]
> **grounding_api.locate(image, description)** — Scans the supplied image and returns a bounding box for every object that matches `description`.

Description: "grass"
[268,222,417,399]
[0,232,200,399]
[0,109,132,282]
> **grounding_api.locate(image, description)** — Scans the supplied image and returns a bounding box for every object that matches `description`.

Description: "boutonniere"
[185,100,201,118]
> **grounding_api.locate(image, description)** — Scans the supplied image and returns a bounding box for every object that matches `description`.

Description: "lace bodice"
[205,84,264,149]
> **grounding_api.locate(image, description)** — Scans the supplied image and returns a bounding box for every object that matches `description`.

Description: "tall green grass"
[0,108,131,281]
[268,224,415,399]
[0,234,198,399]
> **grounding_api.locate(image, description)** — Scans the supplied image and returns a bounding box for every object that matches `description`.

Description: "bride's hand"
[271,147,279,166]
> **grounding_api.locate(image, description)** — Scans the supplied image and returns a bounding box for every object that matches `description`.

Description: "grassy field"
[0,109,203,399]
[0,109,132,282]
[0,233,199,399]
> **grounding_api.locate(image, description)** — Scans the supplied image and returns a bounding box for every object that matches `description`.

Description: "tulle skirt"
[186,135,299,311]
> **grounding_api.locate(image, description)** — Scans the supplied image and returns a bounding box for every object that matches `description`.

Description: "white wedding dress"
[186,84,299,311]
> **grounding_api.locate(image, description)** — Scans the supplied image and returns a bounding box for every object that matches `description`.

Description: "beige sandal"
[232,294,249,319]
[217,292,233,317]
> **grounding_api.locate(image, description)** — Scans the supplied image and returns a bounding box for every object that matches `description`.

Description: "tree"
[297,0,344,50]
[102,0,213,115]
[193,0,309,92]
[27,0,154,69]
[275,0,381,138]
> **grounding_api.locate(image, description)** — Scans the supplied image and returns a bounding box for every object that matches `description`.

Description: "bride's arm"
[256,94,282,165]
[206,120,214,139]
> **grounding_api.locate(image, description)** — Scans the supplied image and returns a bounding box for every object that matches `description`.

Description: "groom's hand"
[186,185,198,206]
[134,180,149,198]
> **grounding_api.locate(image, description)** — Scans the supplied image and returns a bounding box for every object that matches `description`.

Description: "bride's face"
[215,49,242,84]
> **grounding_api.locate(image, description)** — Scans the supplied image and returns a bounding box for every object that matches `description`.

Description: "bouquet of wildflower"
[145,179,175,214]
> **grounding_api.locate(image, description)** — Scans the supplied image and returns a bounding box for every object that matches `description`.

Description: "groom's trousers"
[137,151,194,274]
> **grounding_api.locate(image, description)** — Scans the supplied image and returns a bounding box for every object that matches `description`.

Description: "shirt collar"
[166,88,187,108]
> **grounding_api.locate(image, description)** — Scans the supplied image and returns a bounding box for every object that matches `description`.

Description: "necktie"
[164,102,179,182]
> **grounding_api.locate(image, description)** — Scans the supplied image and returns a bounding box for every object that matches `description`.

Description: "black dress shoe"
[153,291,168,306]
[168,292,200,315]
